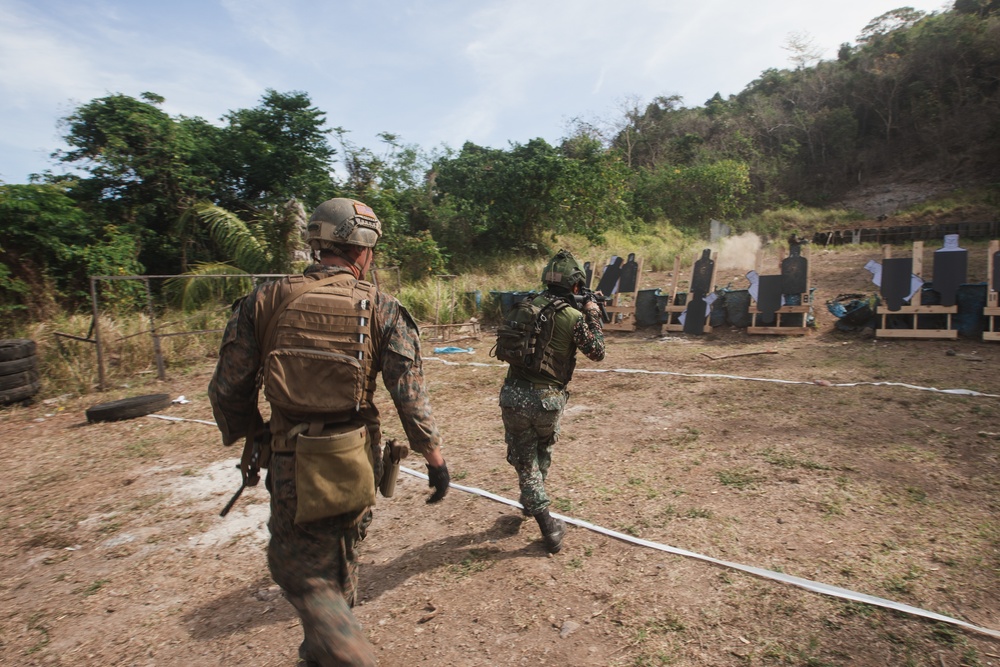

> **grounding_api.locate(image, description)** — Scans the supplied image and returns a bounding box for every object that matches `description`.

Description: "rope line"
[422,357,1000,398]
[400,466,1000,640]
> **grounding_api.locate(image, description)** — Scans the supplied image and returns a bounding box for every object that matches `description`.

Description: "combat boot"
[534,509,565,554]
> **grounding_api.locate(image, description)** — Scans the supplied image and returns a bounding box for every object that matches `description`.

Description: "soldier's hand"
[426,463,450,503]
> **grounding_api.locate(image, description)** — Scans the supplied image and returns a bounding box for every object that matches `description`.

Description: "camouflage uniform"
[500,293,605,516]
[209,265,442,667]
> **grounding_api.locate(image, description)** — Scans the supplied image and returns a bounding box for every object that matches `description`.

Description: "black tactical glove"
[426,463,450,504]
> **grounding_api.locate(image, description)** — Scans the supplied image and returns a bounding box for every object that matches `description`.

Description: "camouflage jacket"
[208,266,442,456]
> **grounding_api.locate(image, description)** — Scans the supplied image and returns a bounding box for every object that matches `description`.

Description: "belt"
[505,377,562,390]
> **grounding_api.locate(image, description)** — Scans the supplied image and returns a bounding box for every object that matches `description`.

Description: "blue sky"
[0,0,950,184]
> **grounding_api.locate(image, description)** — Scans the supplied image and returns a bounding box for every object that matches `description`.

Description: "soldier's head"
[306,198,382,274]
[542,249,587,295]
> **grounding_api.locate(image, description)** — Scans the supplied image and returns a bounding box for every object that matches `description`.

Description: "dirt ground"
[2,242,999,667]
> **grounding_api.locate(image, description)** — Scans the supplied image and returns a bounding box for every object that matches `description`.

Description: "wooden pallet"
[875,241,957,339]
[748,242,812,336]
[661,249,717,335]
[985,240,1000,342]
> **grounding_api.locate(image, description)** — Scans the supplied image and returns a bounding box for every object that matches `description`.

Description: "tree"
[54,92,218,275]
[214,89,336,211]
[0,183,144,320]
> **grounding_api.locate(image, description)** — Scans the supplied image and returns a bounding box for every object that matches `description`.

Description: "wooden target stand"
[984,240,1000,342]
[595,253,643,332]
[661,249,717,335]
[747,242,812,336]
[875,241,957,339]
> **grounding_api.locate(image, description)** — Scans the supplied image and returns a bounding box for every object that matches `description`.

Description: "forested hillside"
[1,1,999,327]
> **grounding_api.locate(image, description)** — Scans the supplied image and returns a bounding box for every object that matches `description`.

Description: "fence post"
[145,277,166,381]
[90,276,106,391]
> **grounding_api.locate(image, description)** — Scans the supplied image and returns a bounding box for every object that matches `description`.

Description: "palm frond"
[193,202,272,273]
[163,261,258,311]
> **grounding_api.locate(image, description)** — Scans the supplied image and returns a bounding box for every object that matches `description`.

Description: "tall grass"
[12,307,230,398]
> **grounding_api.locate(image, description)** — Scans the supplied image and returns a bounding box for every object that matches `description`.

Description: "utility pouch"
[294,423,375,524]
[378,439,409,498]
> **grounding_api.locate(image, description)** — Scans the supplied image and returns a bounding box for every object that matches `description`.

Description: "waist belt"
[505,377,562,391]
[271,419,362,452]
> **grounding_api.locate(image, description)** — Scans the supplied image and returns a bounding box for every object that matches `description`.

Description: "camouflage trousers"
[266,453,376,667]
[499,381,568,516]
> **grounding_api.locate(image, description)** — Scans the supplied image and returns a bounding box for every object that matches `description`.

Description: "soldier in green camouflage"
[498,250,605,554]
[209,198,450,667]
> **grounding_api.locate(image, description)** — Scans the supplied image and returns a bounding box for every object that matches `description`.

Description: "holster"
[378,439,409,498]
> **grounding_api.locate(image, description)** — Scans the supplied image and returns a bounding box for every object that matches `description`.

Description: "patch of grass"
[717,468,764,490]
[930,623,959,645]
[25,612,50,654]
[449,549,496,578]
[98,519,121,534]
[883,566,921,595]
[451,470,468,481]
[552,497,573,513]
[130,493,166,511]
[76,579,109,596]
[685,508,712,519]
[123,439,159,458]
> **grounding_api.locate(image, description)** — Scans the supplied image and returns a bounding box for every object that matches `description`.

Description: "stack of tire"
[0,339,41,406]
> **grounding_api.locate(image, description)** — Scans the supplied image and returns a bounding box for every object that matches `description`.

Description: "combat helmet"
[306,198,382,251]
[542,249,586,290]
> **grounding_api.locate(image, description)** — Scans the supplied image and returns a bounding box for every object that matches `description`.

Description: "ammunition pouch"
[292,422,375,524]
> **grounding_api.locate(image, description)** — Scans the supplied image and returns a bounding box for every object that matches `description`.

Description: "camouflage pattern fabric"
[208,266,443,666]
[500,382,568,515]
[267,454,375,667]
[501,298,605,516]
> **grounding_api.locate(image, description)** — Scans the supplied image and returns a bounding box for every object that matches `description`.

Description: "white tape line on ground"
[151,412,1000,639]
[148,413,220,426]
[400,466,1000,640]
[422,357,1000,398]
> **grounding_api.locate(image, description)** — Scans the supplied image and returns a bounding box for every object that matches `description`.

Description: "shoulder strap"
[260,274,347,354]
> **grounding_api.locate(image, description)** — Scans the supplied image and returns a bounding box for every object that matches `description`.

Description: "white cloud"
[0,0,957,181]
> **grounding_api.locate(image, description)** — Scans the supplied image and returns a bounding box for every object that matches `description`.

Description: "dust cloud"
[717,232,762,273]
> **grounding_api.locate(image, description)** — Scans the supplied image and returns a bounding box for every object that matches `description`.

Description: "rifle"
[573,287,612,324]
[220,417,271,517]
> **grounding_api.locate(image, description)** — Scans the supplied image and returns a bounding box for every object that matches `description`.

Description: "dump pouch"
[294,423,375,524]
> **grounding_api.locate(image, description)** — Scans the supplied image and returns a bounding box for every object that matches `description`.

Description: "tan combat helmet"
[306,198,382,251]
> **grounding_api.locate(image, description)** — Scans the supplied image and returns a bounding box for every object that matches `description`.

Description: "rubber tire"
[0,380,40,405]
[0,355,37,375]
[0,339,37,362]
[86,393,172,423]
[0,370,38,391]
